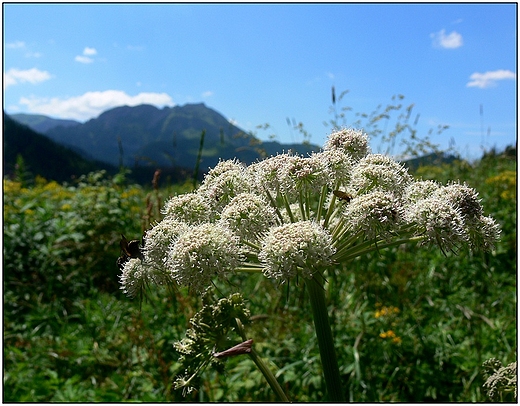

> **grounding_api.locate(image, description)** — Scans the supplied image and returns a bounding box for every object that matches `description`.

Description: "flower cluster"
[482,358,517,401]
[172,291,251,395]
[119,128,500,296]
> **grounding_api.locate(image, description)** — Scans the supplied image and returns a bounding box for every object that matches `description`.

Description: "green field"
[3,148,516,402]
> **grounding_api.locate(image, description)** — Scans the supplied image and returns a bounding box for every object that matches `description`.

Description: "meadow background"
[3,140,516,402]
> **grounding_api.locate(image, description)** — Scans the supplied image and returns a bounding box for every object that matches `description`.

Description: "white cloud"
[75,47,97,63]
[4,68,52,89]
[7,41,43,57]
[18,90,175,121]
[466,69,516,89]
[75,55,94,64]
[6,41,25,49]
[25,51,43,58]
[431,29,463,49]
[83,47,97,56]
[202,91,214,98]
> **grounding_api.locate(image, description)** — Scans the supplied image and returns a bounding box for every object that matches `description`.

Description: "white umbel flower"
[405,195,468,253]
[142,217,189,269]
[198,159,252,210]
[166,223,243,291]
[350,154,413,196]
[323,128,370,161]
[343,191,404,240]
[218,193,277,242]
[162,193,213,224]
[119,258,150,298]
[258,221,335,281]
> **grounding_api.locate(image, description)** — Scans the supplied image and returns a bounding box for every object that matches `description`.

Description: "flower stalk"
[234,318,291,402]
[305,275,345,402]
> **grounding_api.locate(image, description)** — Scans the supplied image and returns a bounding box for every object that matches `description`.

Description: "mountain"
[403,152,459,171]
[10,113,80,133]
[3,113,117,183]
[11,103,320,173]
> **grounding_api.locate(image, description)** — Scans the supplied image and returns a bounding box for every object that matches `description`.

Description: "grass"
[3,149,516,402]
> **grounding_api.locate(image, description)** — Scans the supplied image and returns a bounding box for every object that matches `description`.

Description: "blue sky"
[3,3,517,159]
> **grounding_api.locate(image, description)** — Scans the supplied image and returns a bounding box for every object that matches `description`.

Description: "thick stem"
[305,276,346,402]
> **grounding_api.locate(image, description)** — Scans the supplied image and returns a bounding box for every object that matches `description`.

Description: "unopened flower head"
[218,193,277,242]
[343,191,404,240]
[258,220,335,281]
[350,154,413,196]
[482,358,517,401]
[211,293,251,326]
[166,223,242,291]
[162,192,213,224]
[324,128,370,161]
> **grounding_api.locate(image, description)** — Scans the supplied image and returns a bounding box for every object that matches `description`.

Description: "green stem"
[248,348,290,402]
[305,275,345,402]
[234,318,290,402]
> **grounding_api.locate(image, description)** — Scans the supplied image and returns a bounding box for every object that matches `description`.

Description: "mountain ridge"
[8,103,320,179]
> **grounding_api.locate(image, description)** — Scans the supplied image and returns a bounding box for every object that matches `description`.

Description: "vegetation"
[3,132,515,401]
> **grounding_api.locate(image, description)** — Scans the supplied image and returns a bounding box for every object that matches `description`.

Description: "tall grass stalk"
[193,129,206,189]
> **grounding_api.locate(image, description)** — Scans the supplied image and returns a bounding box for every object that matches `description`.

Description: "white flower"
[143,217,189,269]
[313,149,354,187]
[434,182,483,220]
[403,180,441,204]
[218,193,277,242]
[284,154,330,196]
[198,159,252,210]
[258,221,335,281]
[323,128,370,161]
[162,193,213,224]
[343,191,404,240]
[166,223,243,291]
[467,215,501,251]
[350,154,413,196]
[203,158,246,181]
[405,196,468,253]
[119,258,150,298]
[246,153,296,195]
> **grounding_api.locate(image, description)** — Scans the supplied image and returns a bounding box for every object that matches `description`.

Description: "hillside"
[10,113,80,134]
[3,113,117,183]
[12,103,320,172]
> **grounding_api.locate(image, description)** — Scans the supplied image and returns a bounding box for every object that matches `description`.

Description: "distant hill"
[3,113,117,183]
[403,152,460,171]
[11,103,320,173]
[10,113,80,133]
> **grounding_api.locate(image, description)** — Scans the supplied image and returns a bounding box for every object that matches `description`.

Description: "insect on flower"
[117,233,144,271]
[333,190,353,203]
